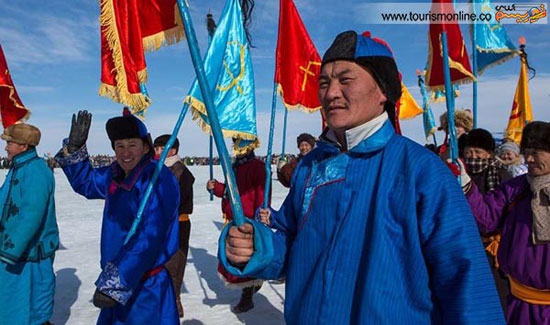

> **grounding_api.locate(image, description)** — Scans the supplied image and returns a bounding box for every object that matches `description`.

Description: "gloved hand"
[446,159,471,192]
[92,289,117,309]
[67,110,92,154]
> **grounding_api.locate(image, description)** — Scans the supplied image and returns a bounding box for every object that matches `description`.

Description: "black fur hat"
[322,31,401,126]
[520,121,550,153]
[461,128,496,153]
[106,107,153,151]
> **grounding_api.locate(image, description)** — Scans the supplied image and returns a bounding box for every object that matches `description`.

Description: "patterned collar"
[111,154,152,191]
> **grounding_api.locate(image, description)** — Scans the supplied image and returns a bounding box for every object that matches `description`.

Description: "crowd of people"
[0,29,548,325]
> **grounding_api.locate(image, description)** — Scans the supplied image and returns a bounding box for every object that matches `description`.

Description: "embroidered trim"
[54,138,89,167]
[95,262,133,305]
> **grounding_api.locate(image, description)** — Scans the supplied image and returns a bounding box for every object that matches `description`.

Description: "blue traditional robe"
[56,144,179,324]
[219,121,505,324]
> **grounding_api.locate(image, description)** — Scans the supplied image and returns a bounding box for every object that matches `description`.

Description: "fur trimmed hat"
[439,109,473,133]
[106,107,153,150]
[297,133,316,147]
[1,123,41,146]
[321,30,401,126]
[461,128,496,153]
[520,121,550,153]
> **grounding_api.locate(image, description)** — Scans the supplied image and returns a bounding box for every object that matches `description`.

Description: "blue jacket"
[57,144,180,324]
[219,121,505,324]
[0,148,58,263]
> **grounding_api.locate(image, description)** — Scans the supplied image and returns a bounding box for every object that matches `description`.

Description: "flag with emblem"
[505,53,533,144]
[275,0,321,112]
[184,0,258,154]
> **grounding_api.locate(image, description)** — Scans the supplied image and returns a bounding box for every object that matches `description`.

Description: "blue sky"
[0,0,549,156]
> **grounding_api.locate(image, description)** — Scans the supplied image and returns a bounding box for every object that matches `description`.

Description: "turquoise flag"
[431,84,459,103]
[471,0,517,75]
[185,0,258,154]
[418,75,437,141]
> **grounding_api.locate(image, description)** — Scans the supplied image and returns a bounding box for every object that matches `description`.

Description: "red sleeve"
[213,180,226,198]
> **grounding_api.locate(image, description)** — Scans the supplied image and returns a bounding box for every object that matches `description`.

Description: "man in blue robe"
[56,109,180,324]
[219,31,505,323]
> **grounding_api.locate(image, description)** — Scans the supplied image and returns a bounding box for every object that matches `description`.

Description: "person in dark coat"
[154,134,195,318]
[277,133,316,188]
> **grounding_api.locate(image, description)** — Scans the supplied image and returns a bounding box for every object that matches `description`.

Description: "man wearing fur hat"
[220,31,504,323]
[0,123,59,325]
[55,109,180,324]
[206,138,266,313]
[462,121,550,323]
[277,133,316,188]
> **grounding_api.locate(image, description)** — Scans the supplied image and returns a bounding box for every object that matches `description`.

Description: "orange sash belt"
[179,214,189,222]
[509,276,550,305]
[483,234,501,268]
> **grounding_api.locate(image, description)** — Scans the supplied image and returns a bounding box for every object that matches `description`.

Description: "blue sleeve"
[56,141,110,200]
[218,171,303,280]
[3,166,54,261]
[416,157,505,323]
[96,169,179,304]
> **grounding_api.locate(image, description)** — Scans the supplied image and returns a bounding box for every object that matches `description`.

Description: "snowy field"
[15,165,288,324]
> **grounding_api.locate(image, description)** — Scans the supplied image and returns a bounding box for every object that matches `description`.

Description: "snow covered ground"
[38,165,288,325]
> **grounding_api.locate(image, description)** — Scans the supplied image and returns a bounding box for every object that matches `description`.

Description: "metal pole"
[472,22,478,129]
[263,83,278,208]
[280,107,288,160]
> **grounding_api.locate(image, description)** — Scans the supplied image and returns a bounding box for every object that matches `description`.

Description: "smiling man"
[220,31,505,323]
[55,108,180,324]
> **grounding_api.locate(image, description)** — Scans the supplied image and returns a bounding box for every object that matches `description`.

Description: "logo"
[495,3,547,23]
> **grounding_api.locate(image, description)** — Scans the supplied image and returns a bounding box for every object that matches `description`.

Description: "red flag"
[275,0,321,113]
[99,0,184,116]
[425,0,475,90]
[0,45,30,128]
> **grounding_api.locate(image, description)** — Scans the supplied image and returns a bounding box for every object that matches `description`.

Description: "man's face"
[524,148,550,176]
[114,138,149,175]
[5,141,28,161]
[318,61,387,132]
[154,146,176,158]
[298,141,313,156]
[464,146,492,159]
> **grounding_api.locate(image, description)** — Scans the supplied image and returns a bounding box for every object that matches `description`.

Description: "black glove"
[92,289,117,309]
[67,110,92,154]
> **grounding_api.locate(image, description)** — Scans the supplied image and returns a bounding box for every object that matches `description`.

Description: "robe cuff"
[54,138,89,167]
[95,262,133,305]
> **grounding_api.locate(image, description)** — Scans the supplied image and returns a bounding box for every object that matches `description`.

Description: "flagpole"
[207,13,216,202]
[281,107,288,159]
[472,23,478,129]
[441,32,459,167]
[176,0,246,226]
[263,83,279,208]
[124,102,191,244]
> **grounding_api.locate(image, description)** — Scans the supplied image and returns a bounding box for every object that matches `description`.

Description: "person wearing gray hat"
[0,123,59,325]
[498,141,528,177]
[220,31,504,323]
